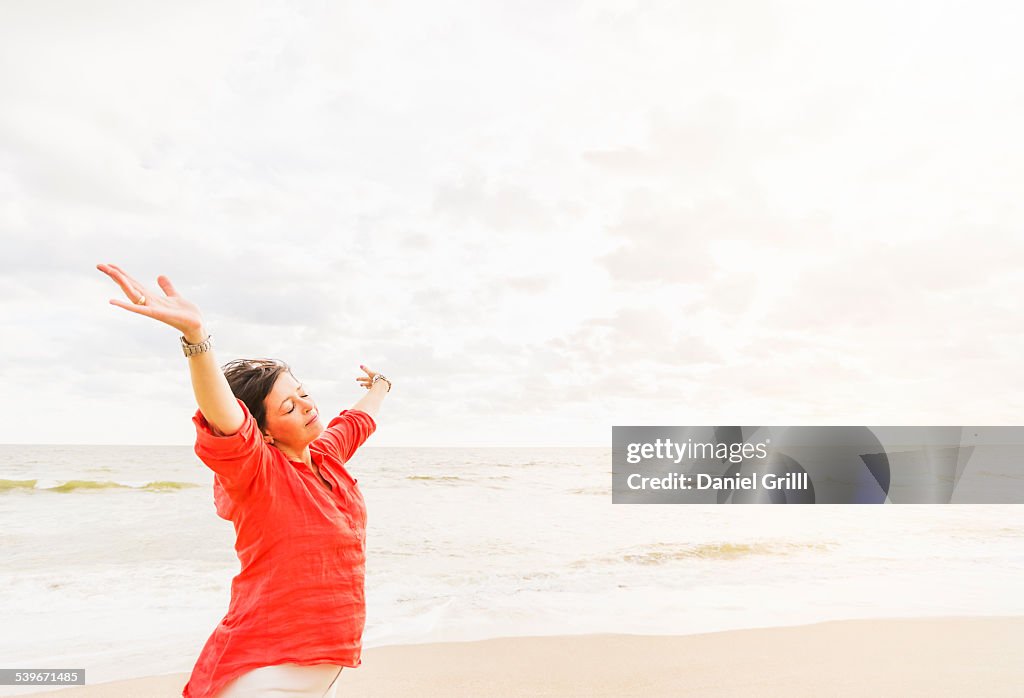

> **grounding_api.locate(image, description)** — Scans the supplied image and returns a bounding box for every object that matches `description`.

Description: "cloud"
[504,274,553,294]
[432,170,559,234]
[596,188,826,286]
[5,1,1024,443]
[764,228,1024,333]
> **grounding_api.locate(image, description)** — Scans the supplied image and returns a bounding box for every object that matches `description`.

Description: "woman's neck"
[276,443,312,467]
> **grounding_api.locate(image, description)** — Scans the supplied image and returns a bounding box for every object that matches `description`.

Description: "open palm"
[97,263,204,335]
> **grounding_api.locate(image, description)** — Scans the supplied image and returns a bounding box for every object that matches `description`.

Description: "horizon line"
[0,442,609,449]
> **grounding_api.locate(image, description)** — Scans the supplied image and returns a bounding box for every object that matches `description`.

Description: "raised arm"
[352,364,391,421]
[97,263,245,436]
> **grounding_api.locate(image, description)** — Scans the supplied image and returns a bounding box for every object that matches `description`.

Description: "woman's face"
[262,371,325,451]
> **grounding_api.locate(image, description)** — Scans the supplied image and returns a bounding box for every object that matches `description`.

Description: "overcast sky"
[1,0,1022,446]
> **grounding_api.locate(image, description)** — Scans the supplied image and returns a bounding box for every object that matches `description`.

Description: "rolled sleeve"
[317,409,377,464]
[193,398,273,495]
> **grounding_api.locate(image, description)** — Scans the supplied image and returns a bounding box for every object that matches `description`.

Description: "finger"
[157,275,178,297]
[104,263,145,295]
[97,264,127,291]
[109,298,158,318]
[108,264,152,299]
[100,264,144,301]
[98,263,129,288]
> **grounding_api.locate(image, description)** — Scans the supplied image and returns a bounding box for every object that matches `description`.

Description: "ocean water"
[1,444,1023,695]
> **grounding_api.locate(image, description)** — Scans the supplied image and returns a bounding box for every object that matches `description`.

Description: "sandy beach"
[9,616,1022,698]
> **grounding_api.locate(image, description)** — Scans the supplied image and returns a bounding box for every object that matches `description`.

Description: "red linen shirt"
[182,398,376,698]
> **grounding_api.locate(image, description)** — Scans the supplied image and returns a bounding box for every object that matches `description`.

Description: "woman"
[97,263,391,698]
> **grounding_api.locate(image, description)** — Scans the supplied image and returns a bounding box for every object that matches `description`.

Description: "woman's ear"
[263,431,275,445]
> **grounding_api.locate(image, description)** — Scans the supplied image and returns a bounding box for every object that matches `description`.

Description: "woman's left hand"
[356,365,383,390]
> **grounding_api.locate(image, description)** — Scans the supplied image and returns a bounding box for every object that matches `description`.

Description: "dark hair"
[221,358,293,432]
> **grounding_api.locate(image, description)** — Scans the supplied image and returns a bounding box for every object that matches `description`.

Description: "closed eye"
[287,394,311,414]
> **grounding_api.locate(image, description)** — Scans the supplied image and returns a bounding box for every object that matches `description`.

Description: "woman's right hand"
[97,263,206,340]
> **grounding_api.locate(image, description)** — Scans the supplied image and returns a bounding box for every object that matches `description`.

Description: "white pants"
[215,663,343,697]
